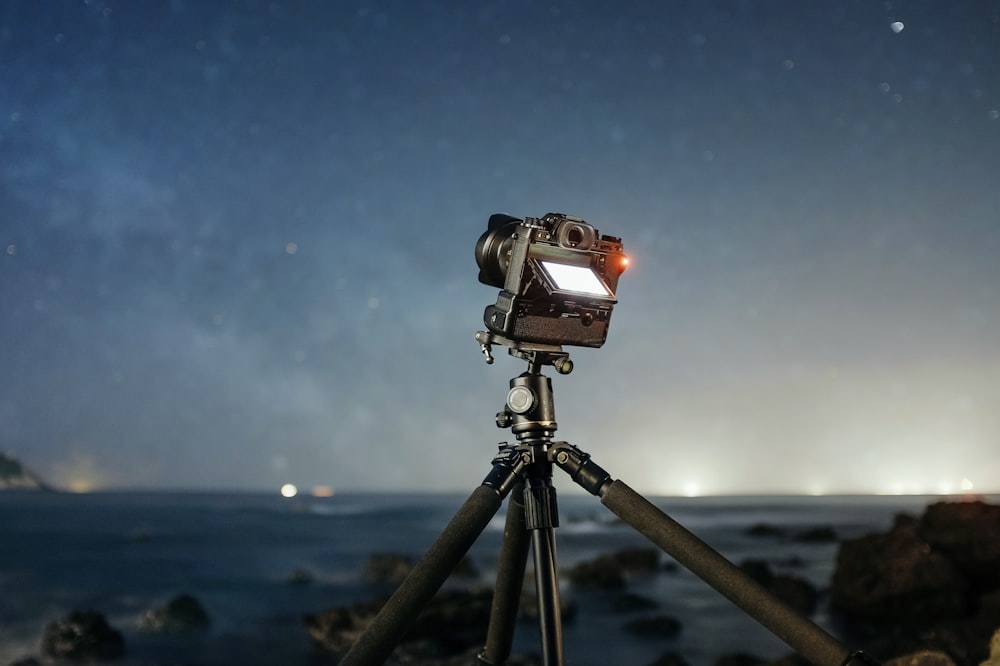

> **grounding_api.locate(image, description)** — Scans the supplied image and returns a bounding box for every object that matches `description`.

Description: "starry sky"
[2,1,999,495]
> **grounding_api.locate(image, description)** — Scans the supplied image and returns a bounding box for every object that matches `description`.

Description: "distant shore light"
[280,483,298,498]
[312,485,335,497]
[68,479,94,493]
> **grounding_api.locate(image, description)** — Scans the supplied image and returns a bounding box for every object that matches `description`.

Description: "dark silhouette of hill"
[0,451,52,490]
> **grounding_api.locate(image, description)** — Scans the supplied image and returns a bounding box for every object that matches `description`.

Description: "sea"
[0,490,991,666]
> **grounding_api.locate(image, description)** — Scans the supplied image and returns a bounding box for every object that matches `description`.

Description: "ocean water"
[0,491,984,666]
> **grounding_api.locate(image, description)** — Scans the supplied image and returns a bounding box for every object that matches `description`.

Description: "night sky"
[2,1,999,495]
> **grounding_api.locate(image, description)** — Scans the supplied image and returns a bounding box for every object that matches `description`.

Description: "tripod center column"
[524,473,559,530]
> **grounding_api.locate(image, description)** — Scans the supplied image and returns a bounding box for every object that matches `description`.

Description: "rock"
[983,627,1000,666]
[363,553,415,583]
[650,651,691,666]
[745,523,787,539]
[918,501,1000,589]
[622,614,682,638]
[713,654,765,666]
[138,593,210,633]
[870,618,1000,666]
[390,647,540,666]
[450,555,480,579]
[517,590,577,622]
[0,452,51,491]
[738,559,818,615]
[744,524,837,543]
[774,555,806,568]
[983,591,1000,617]
[830,500,1000,666]
[563,547,661,588]
[764,654,812,666]
[739,559,774,585]
[885,650,957,666]
[8,658,43,666]
[894,512,920,529]
[41,611,125,660]
[612,591,660,612]
[609,547,663,574]
[407,588,494,653]
[830,523,967,624]
[563,558,625,588]
[793,526,838,543]
[303,602,373,657]
[767,575,819,616]
[286,566,314,584]
[305,588,496,661]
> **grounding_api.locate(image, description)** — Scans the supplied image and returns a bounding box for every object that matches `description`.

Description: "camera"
[475,213,627,349]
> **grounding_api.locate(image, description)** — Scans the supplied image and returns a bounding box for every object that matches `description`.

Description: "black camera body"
[476,213,627,348]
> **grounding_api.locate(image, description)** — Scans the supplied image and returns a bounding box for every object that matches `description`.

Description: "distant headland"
[0,452,52,491]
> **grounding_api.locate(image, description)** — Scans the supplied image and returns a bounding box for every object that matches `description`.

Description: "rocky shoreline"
[7,499,999,666]
[0,453,51,492]
[829,500,1000,666]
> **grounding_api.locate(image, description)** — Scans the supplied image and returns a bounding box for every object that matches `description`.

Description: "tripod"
[341,336,878,666]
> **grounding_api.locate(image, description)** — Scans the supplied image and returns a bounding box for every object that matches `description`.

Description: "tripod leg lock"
[549,442,613,496]
[482,444,530,498]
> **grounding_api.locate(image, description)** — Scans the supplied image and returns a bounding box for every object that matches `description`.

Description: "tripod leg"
[341,482,512,666]
[524,473,565,666]
[551,443,855,666]
[479,482,530,666]
[601,480,849,666]
[529,526,563,666]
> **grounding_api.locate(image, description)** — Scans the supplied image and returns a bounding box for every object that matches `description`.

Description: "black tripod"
[340,336,878,666]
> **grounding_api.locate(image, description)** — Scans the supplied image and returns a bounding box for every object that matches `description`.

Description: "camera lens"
[475,217,519,288]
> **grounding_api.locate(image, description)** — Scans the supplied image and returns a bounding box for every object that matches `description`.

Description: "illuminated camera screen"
[539,260,611,297]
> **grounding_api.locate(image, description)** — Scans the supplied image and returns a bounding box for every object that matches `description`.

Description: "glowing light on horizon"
[879,478,981,496]
[884,481,927,496]
[311,485,335,497]
[683,482,701,497]
[280,483,298,498]
[68,479,95,493]
[937,478,976,495]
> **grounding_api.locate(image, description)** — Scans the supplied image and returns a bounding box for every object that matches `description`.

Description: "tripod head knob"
[552,356,574,375]
[495,411,513,429]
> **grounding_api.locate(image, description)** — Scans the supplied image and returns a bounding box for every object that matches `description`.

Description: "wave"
[298,501,371,516]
